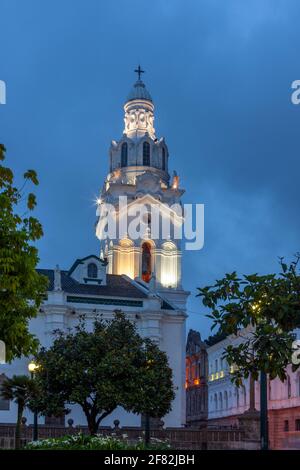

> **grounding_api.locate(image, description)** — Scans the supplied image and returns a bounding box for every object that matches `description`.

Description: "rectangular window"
[0,375,9,411]
[296,419,300,431]
[284,420,289,432]
[0,397,9,411]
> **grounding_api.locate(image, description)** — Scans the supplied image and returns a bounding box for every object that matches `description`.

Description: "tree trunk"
[88,420,98,436]
[82,404,115,436]
[15,404,23,450]
[84,410,99,436]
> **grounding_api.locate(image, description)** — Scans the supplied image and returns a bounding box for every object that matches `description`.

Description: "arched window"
[162,147,166,171]
[143,142,150,166]
[242,385,247,406]
[121,142,128,167]
[236,388,240,408]
[214,393,218,411]
[287,375,291,398]
[224,391,228,410]
[87,262,98,279]
[141,242,151,283]
[219,392,223,410]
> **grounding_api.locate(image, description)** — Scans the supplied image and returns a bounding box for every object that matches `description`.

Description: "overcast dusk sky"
[1,0,300,338]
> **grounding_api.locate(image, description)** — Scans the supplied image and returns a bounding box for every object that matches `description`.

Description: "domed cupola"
[124,66,155,139]
[126,79,153,103]
[108,67,170,180]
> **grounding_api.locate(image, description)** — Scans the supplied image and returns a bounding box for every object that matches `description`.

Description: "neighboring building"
[206,330,253,424]
[185,326,300,448]
[206,328,300,449]
[0,72,189,428]
[185,330,208,427]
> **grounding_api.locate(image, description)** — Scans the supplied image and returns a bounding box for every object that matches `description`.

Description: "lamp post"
[260,370,268,450]
[28,361,38,441]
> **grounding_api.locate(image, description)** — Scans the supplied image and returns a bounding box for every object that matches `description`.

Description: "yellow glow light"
[28,361,38,373]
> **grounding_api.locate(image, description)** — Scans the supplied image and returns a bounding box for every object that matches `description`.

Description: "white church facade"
[0,72,189,428]
[205,328,300,448]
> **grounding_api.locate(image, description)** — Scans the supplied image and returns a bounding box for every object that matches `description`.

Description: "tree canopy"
[198,256,300,384]
[33,311,175,434]
[0,144,48,361]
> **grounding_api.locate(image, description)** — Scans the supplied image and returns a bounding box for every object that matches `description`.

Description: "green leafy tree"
[0,375,38,449]
[33,311,175,435]
[0,144,48,361]
[197,256,300,385]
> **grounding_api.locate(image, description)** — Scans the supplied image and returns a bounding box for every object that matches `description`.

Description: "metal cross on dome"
[134,65,145,80]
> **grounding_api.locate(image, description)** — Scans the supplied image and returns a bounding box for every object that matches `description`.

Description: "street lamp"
[28,361,38,441]
[260,370,269,450]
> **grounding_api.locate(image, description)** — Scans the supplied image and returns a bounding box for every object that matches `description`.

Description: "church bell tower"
[96,67,188,309]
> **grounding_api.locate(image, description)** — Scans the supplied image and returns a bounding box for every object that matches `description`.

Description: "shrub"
[24,433,171,450]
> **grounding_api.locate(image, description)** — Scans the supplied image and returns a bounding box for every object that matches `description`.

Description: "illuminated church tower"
[96,67,189,310]
[0,68,188,430]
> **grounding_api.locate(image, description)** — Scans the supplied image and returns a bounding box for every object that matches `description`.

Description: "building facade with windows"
[206,328,300,449]
[0,74,189,428]
[185,330,208,427]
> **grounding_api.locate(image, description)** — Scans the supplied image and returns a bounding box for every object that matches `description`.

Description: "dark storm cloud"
[0,0,299,338]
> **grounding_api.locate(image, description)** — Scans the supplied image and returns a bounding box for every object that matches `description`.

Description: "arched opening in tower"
[141,242,152,283]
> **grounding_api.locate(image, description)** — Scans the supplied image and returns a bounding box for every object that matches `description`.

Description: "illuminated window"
[143,142,150,166]
[87,262,98,278]
[141,242,151,283]
[121,142,128,167]
[162,148,166,171]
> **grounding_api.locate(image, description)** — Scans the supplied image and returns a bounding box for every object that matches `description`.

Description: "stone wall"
[0,423,259,450]
[268,406,300,449]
